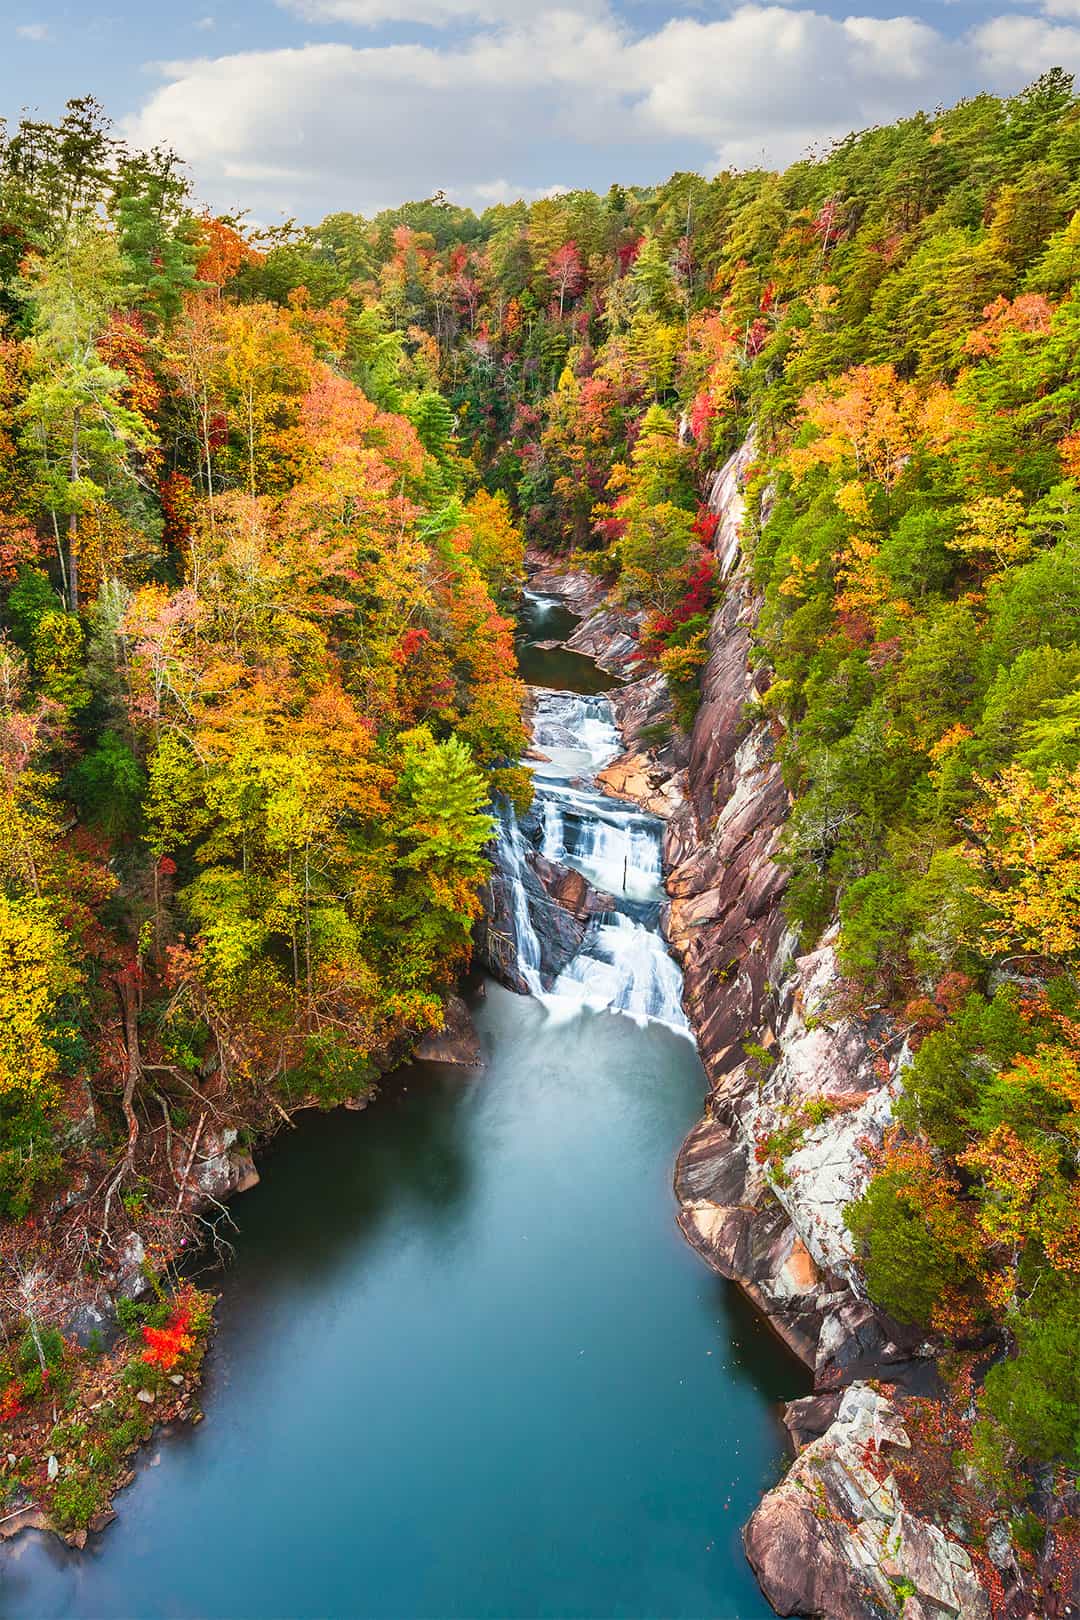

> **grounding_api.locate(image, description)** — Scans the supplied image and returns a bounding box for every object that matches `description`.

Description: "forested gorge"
[1,71,1080,1572]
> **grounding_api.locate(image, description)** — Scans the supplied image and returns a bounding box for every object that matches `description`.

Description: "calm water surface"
[514,593,614,694]
[3,988,806,1620]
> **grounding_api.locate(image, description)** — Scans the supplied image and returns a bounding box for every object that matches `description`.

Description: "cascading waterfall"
[552,913,687,1026]
[500,686,690,1035]
[493,817,545,998]
[522,588,559,622]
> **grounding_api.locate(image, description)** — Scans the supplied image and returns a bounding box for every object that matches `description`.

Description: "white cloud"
[472,179,571,205]
[195,15,216,29]
[1030,0,1080,19]
[126,3,1080,223]
[15,21,51,40]
[126,16,632,218]
[626,8,961,169]
[279,0,603,26]
[972,12,1080,75]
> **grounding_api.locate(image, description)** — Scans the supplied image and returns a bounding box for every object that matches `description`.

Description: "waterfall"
[552,913,688,1028]
[522,589,559,623]
[495,685,690,1036]
[493,817,545,997]
[540,797,564,861]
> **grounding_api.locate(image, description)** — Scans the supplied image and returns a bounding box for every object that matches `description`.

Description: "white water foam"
[499,688,690,1035]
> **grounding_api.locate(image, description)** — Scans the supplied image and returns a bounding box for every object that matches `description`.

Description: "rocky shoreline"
[518,454,1025,1618]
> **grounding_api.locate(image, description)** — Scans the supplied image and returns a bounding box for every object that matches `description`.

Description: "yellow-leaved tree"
[0,893,78,1215]
[966,764,1080,966]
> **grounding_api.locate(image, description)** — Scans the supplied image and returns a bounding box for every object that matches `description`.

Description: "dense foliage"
[0,99,527,1255]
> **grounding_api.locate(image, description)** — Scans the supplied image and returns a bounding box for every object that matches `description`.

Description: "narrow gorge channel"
[2,600,807,1620]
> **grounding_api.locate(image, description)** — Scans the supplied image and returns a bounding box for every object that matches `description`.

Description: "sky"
[3,0,1080,225]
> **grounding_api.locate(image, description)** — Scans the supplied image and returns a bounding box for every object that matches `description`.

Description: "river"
[1,597,807,1620]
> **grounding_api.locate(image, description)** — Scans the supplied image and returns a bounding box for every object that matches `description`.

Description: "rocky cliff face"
[597,439,913,1386]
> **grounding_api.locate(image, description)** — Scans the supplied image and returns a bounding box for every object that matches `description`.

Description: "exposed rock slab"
[564,605,643,678]
[525,552,606,617]
[745,1385,991,1620]
[531,855,615,920]
[596,753,684,821]
[658,439,915,1381]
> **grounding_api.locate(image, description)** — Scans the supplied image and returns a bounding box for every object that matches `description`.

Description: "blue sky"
[4,1,1079,224]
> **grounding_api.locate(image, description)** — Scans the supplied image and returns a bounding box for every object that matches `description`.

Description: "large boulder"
[184,1125,259,1209]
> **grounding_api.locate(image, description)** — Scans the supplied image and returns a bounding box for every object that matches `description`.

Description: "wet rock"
[675,1116,825,1365]
[532,882,587,983]
[531,855,615,921]
[784,1392,842,1453]
[525,553,605,618]
[596,752,684,821]
[478,855,534,994]
[415,995,484,1068]
[478,824,588,992]
[564,606,644,678]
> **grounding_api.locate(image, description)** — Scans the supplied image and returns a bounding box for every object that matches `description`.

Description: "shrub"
[982,1281,1080,1461]
[846,1169,975,1326]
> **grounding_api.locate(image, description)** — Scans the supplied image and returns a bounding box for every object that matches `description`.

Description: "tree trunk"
[304,848,314,1018]
[67,407,81,612]
[115,972,142,1172]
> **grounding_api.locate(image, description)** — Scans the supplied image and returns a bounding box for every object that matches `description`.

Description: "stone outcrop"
[524,546,647,680]
[531,854,615,921]
[415,994,484,1067]
[479,840,587,991]
[672,926,914,1375]
[525,551,605,617]
[546,440,988,1616]
[183,1125,260,1210]
[564,604,644,677]
[745,1385,991,1620]
[591,438,912,1377]
[663,584,790,1076]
